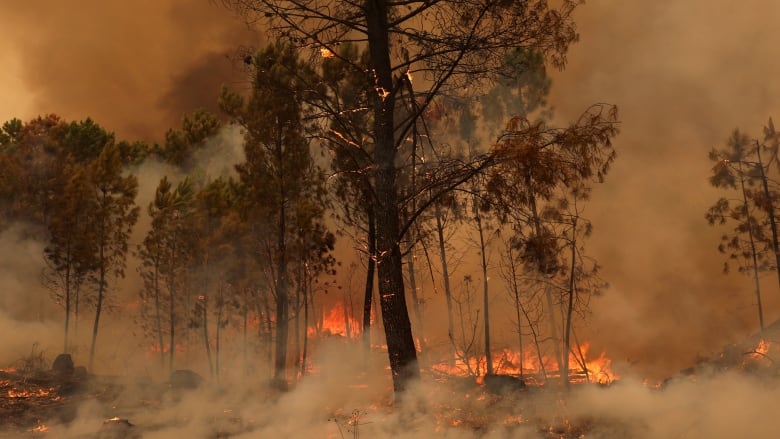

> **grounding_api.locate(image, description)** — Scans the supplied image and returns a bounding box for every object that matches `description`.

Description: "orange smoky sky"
[1,0,780,378]
[549,0,780,375]
[0,0,258,140]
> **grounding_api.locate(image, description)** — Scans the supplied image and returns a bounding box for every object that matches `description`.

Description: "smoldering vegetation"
[2,337,780,438]
[2,0,780,437]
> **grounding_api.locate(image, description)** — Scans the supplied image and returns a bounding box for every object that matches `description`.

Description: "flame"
[431,342,618,385]
[8,388,55,398]
[30,424,48,433]
[752,339,771,358]
[744,338,773,366]
[308,301,361,339]
[320,47,335,58]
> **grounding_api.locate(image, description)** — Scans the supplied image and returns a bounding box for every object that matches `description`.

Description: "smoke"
[3,2,780,436]
[0,0,257,140]
[543,0,780,375]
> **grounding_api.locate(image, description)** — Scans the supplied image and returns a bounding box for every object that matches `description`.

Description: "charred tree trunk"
[273,131,289,388]
[737,160,764,330]
[562,216,578,387]
[153,261,164,370]
[406,234,425,356]
[507,245,525,379]
[755,145,780,304]
[362,209,376,353]
[202,298,214,378]
[367,0,419,394]
[63,249,71,354]
[301,271,310,377]
[89,242,106,372]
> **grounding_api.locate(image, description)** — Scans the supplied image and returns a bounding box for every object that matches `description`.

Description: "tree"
[222,41,333,387]
[138,177,196,372]
[44,166,96,353]
[158,109,222,168]
[222,0,617,395]
[707,122,780,330]
[318,43,379,354]
[83,143,140,371]
[485,111,616,384]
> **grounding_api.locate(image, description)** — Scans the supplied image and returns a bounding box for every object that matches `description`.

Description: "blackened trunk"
[63,246,71,354]
[756,146,780,300]
[363,208,376,353]
[562,217,577,388]
[738,161,764,330]
[366,0,419,394]
[273,120,289,387]
[89,247,105,372]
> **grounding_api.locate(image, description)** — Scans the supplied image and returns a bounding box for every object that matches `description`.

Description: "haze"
[1,0,778,379]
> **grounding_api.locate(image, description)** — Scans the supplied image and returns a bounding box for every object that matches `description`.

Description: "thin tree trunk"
[243,288,249,375]
[435,202,456,365]
[406,237,425,355]
[154,260,164,370]
[169,282,175,373]
[562,216,578,388]
[203,298,214,378]
[63,248,71,354]
[519,300,547,382]
[755,145,780,304]
[89,250,106,372]
[362,209,376,353]
[301,272,310,377]
[273,119,289,388]
[528,187,562,381]
[474,196,492,376]
[738,161,764,330]
[216,287,223,382]
[507,245,524,379]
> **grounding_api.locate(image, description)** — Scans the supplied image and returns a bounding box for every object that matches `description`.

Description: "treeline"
[707,119,780,331]
[0,37,618,389]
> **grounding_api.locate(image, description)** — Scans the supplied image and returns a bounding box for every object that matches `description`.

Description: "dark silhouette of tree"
[707,121,780,330]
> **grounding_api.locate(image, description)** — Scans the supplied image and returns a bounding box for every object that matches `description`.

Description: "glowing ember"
[29,424,48,433]
[8,388,55,398]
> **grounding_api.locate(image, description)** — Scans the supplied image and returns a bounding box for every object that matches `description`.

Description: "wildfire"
[308,301,361,339]
[431,342,618,385]
[320,47,335,58]
[750,339,771,360]
[8,388,55,398]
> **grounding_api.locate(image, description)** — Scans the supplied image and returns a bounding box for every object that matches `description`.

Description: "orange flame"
[432,342,618,384]
[308,301,361,339]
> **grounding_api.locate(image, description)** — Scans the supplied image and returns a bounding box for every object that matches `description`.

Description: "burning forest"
[2,0,780,438]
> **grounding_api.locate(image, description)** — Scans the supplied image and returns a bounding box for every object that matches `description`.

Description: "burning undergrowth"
[1,336,779,439]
